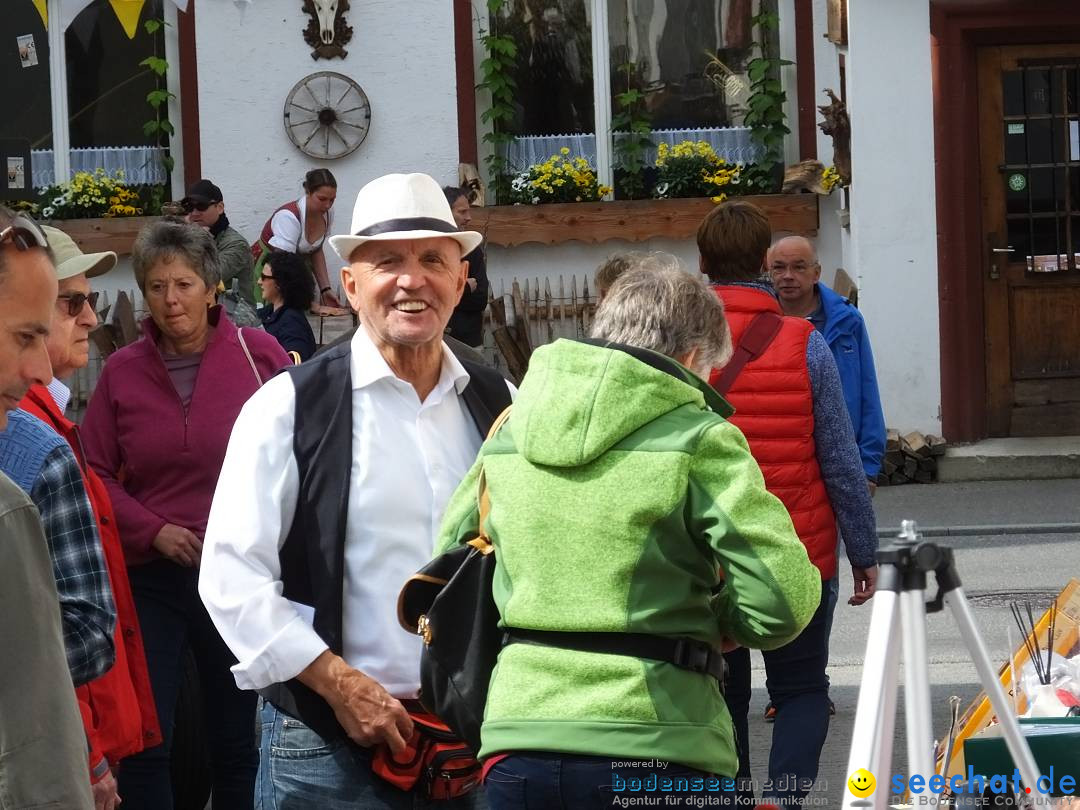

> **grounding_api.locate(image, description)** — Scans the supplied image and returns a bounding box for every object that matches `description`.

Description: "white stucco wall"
[836,0,941,434]
[192,0,460,275]
[810,0,944,435]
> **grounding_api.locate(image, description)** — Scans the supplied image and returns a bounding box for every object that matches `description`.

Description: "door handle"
[988,242,1014,280]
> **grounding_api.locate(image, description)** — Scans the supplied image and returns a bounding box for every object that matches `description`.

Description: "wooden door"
[979,45,1080,436]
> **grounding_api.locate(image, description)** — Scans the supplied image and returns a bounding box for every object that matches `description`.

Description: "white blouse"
[267,196,335,255]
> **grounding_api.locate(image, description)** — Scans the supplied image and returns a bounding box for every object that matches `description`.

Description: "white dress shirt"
[199,326,508,697]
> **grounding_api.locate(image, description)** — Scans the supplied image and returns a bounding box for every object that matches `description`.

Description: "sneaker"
[829,698,836,716]
[763,702,776,722]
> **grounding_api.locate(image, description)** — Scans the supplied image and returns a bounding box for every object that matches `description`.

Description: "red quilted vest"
[709,286,837,578]
[21,385,162,772]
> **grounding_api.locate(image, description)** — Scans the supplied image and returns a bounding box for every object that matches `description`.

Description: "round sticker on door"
[1008,173,1027,192]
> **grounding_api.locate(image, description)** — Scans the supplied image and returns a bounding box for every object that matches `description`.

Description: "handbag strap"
[469,406,511,555]
[237,327,263,386]
[711,311,783,396]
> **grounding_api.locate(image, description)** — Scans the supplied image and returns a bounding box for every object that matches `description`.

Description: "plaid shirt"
[31,444,116,686]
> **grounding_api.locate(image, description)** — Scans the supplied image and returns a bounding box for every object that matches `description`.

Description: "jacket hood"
[509,339,732,467]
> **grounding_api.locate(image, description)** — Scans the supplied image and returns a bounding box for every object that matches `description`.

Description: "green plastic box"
[963,717,1080,797]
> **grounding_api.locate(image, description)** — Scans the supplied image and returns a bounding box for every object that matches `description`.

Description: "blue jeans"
[118,559,258,810]
[485,753,736,810]
[722,585,831,805]
[256,701,486,809]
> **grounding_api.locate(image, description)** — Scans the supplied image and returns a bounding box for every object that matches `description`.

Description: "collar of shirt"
[350,324,471,400]
[47,377,72,414]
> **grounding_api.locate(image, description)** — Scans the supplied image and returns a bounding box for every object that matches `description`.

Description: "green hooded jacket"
[435,339,821,776]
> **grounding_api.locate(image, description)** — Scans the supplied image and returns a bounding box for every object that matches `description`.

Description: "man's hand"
[92,769,120,810]
[298,651,414,754]
[151,523,202,567]
[867,479,877,497]
[848,565,877,606]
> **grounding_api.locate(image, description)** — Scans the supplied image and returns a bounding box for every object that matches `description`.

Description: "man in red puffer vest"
[21,226,160,808]
[697,201,878,807]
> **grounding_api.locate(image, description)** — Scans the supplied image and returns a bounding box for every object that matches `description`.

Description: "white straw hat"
[329,172,483,262]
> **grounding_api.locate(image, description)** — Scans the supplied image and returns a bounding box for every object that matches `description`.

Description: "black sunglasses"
[182,199,217,213]
[56,291,99,317]
[259,272,275,281]
[0,214,49,252]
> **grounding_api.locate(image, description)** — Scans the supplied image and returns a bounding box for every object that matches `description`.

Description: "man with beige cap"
[200,173,513,807]
[18,226,161,810]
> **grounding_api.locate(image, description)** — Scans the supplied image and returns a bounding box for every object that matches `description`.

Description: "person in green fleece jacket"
[434,254,821,809]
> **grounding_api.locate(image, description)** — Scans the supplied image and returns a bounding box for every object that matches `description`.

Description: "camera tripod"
[842,521,1042,810]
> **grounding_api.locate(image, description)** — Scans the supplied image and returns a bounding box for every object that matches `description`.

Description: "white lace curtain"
[504,126,761,172]
[31,146,168,188]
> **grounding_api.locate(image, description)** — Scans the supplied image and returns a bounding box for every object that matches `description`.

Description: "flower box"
[49,216,159,256]
[469,194,819,248]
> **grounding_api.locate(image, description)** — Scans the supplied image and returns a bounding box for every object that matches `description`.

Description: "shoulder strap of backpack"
[466,405,510,557]
[711,311,784,396]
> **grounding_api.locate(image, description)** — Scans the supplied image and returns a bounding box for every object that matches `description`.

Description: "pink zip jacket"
[83,306,290,566]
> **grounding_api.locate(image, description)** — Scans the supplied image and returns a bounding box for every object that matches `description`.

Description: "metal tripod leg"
[945,586,1042,797]
[842,588,902,810]
[900,588,936,800]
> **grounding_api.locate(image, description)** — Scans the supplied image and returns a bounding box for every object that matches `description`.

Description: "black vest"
[258,339,512,740]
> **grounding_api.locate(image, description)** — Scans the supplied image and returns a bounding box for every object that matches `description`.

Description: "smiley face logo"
[848,769,876,798]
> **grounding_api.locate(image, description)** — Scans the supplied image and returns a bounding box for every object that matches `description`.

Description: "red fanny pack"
[370,710,481,799]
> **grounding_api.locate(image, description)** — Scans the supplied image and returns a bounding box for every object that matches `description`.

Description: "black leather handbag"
[397,410,508,751]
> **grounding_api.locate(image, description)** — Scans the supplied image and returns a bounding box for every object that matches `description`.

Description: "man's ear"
[340,264,359,310]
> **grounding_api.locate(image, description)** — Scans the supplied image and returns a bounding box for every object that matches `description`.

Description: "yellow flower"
[560,147,570,155]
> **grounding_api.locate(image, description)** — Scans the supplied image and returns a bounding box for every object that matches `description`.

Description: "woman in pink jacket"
[83,219,289,810]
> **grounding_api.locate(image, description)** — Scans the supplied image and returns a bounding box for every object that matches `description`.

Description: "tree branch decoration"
[818,88,851,186]
[302,0,353,60]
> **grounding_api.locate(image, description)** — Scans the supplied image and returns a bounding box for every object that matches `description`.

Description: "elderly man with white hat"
[199,173,513,808]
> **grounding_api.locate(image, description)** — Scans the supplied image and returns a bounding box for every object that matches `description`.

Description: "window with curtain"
[1,0,170,191]
[488,0,770,178]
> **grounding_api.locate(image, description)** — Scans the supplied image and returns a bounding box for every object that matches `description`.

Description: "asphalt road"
[743,528,1080,806]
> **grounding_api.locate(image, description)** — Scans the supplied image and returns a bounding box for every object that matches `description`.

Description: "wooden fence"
[480,274,597,381]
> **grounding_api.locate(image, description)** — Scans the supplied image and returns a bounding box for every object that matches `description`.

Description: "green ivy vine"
[739,10,791,193]
[477,0,517,205]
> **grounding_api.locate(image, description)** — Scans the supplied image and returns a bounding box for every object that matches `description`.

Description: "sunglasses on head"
[182,199,216,213]
[0,214,48,252]
[57,291,99,317]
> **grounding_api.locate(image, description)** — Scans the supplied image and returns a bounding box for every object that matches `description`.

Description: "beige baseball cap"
[41,225,117,281]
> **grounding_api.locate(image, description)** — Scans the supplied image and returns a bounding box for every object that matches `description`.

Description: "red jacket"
[710,286,838,578]
[21,384,162,778]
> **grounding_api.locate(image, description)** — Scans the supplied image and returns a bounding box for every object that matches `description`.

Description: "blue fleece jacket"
[817,283,886,479]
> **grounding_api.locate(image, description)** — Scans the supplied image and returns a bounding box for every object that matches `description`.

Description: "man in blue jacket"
[768,236,885,485]
[766,235,886,721]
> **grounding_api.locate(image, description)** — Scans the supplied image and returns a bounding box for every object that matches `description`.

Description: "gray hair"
[590,252,733,373]
[132,218,220,293]
[0,206,52,285]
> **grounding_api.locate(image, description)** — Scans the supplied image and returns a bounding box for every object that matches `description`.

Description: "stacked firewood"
[878,430,947,486]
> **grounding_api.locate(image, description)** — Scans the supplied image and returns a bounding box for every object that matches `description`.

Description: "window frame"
[466,0,803,202]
